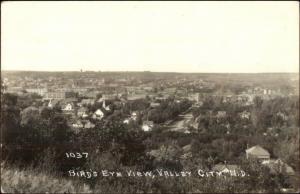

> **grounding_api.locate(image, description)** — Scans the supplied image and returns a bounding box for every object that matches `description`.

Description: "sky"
[1,1,299,73]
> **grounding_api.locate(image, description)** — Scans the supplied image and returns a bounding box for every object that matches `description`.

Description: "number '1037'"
[66,152,88,158]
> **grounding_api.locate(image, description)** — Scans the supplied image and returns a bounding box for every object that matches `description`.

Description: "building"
[70,87,88,95]
[261,159,295,175]
[123,118,130,124]
[216,111,227,118]
[101,94,118,101]
[131,112,138,120]
[62,103,74,111]
[80,99,95,106]
[5,86,24,94]
[276,112,288,121]
[246,145,270,161]
[77,107,89,118]
[240,111,251,119]
[102,100,111,111]
[212,164,241,174]
[48,99,60,108]
[127,94,147,101]
[155,94,170,101]
[93,109,105,120]
[26,88,48,96]
[84,120,95,129]
[187,93,201,102]
[150,102,160,108]
[85,91,99,99]
[44,92,67,100]
[72,120,84,128]
[142,121,154,132]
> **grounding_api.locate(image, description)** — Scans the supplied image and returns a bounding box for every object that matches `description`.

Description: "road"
[163,107,194,132]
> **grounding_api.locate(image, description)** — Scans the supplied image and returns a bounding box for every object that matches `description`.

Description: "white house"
[142,121,154,132]
[240,111,251,119]
[150,102,160,108]
[123,118,130,124]
[131,112,137,121]
[72,121,83,128]
[48,99,53,108]
[212,164,241,174]
[93,109,104,120]
[62,103,74,111]
[82,112,89,118]
[216,111,227,118]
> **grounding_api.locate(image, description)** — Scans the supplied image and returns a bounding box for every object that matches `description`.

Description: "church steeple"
[102,99,106,109]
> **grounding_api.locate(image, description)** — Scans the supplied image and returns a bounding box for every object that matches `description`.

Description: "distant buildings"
[26,88,48,96]
[150,102,160,108]
[127,94,147,101]
[4,86,24,94]
[44,92,67,100]
[187,93,201,103]
[62,103,74,111]
[80,99,95,106]
[72,120,96,131]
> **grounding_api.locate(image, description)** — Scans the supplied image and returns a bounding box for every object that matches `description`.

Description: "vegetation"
[1,73,299,193]
[1,163,92,193]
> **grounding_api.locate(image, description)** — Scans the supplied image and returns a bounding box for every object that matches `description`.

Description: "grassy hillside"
[1,163,92,193]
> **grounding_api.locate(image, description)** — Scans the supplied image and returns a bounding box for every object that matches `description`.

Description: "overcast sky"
[1,1,299,73]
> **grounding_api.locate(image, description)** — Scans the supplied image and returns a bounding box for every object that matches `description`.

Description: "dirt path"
[166,111,193,132]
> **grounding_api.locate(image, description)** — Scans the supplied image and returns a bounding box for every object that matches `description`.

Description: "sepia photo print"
[1,1,299,193]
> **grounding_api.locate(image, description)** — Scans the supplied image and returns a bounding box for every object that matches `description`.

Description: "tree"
[1,93,21,145]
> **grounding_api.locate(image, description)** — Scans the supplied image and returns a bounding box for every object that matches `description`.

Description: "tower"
[102,99,106,109]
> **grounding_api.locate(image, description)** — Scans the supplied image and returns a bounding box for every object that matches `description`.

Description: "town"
[1,71,299,193]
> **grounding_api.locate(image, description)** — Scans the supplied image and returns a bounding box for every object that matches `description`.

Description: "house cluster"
[214,145,295,177]
[244,87,288,99]
[123,112,138,124]
[167,144,296,177]
[46,96,113,132]
[122,111,155,132]
[42,87,174,133]
[245,145,295,175]
[219,94,254,106]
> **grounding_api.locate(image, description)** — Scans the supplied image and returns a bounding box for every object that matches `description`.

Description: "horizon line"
[1,69,299,74]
